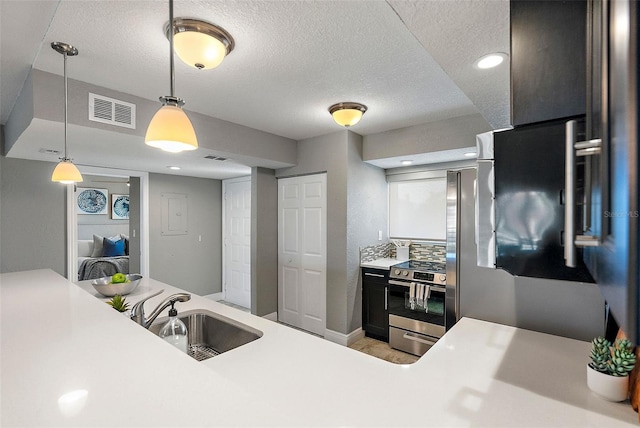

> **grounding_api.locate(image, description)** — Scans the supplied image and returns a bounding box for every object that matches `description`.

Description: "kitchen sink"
[149,309,262,361]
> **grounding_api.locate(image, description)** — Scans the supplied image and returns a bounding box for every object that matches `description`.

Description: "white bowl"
[91,274,142,297]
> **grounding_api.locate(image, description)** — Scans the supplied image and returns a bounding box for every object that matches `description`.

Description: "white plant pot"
[587,365,629,402]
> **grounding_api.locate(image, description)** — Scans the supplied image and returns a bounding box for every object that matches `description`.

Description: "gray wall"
[128,176,141,274]
[457,168,605,341]
[6,69,297,168]
[276,130,387,335]
[346,132,388,332]
[251,167,278,317]
[148,173,222,296]
[277,130,349,333]
[0,157,67,276]
[363,113,492,161]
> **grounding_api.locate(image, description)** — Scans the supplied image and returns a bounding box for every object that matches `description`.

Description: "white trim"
[262,312,277,322]
[68,166,150,280]
[203,292,224,301]
[66,184,77,280]
[324,328,366,347]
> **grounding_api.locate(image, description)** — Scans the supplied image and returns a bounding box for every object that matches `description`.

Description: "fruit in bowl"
[111,273,128,284]
[91,274,142,297]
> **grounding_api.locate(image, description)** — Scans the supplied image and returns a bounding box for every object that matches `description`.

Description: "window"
[388,177,446,240]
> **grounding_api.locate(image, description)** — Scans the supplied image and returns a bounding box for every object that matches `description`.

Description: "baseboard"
[262,312,278,322]
[203,292,223,301]
[324,327,365,347]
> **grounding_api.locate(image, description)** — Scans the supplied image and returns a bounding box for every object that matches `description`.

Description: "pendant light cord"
[169,0,175,98]
[63,50,69,160]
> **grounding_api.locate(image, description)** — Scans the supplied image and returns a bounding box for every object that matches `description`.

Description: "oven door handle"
[388,279,410,287]
[403,332,438,347]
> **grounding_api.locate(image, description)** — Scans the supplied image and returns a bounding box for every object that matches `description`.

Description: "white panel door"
[278,174,326,336]
[223,177,251,309]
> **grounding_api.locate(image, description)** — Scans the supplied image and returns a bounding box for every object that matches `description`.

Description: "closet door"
[278,174,326,336]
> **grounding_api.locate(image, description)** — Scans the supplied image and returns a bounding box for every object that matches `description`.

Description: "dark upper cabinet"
[362,268,389,342]
[510,0,587,126]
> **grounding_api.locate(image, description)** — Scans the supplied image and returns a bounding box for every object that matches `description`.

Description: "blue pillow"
[102,237,125,257]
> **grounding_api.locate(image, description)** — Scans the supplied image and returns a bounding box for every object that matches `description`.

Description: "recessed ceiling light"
[464,151,477,157]
[401,160,413,166]
[167,166,181,170]
[475,53,508,69]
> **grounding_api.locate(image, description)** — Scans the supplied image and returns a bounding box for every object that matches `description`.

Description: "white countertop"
[360,257,403,269]
[1,269,637,427]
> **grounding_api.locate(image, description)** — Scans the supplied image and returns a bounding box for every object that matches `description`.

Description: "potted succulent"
[587,336,636,401]
[107,294,130,315]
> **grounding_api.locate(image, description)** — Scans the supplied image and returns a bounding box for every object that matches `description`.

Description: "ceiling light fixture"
[464,151,477,157]
[50,42,83,184]
[475,53,508,69]
[145,0,198,153]
[329,102,368,127]
[167,166,181,170]
[401,160,413,166]
[166,18,234,70]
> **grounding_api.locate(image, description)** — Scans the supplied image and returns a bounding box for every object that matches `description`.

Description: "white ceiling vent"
[89,93,136,129]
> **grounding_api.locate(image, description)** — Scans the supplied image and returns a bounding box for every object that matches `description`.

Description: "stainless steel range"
[388,260,446,356]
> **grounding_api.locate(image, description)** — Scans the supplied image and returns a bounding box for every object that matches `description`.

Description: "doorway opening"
[66,166,149,281]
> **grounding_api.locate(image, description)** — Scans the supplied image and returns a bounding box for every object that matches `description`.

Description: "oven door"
[387,280,445,336]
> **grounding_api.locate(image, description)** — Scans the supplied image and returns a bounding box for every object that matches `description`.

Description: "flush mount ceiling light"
[329,102,368,127]
[165,18,234,70]
[475,52,508,69]
[401,160,413,166]
[50,42,83,184]
[464,151,477,157]
[145,0,198,153]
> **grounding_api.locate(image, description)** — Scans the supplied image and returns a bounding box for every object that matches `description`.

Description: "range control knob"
[402,270,409,276]
[439,274,446,282]
[394,269,400,275]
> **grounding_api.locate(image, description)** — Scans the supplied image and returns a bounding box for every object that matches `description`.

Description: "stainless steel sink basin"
[149,309,262,361]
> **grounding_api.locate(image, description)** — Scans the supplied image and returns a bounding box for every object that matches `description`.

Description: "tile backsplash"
[360,242,446,264]
[360,242,393,263]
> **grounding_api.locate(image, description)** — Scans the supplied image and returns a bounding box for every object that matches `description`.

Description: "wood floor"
[348,337,419,364]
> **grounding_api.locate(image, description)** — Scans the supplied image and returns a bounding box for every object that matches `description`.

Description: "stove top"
[392,260,446,274]
[389,260,447,285]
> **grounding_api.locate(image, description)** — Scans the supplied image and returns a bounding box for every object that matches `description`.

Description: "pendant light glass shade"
[168,19,234,70]
[145,104,198,153]
[50,41,83,184]
[329,102,368,127]
[146,0,198,153]
[52,159,83,184]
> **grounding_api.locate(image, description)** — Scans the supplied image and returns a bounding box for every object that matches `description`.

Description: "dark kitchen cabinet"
[510,0,587,126]
[362,268,389,342]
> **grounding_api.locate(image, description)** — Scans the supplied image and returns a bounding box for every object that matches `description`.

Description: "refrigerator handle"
[565,120,602,268]
[565,120,577,267]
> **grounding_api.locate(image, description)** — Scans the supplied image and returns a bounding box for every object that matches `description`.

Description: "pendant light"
[145,0,198,153]
[328,102,368,127]
[51,42,83,184]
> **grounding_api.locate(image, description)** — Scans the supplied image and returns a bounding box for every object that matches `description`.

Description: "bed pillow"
[91,235,104,257]
[91,234,121,257]
[102,237,126,257]
[120,234,130,256]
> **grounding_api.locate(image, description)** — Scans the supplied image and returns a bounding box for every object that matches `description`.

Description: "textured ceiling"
[0,0,510,179]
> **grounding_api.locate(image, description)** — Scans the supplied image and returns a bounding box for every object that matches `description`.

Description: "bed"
[77,234,129,281]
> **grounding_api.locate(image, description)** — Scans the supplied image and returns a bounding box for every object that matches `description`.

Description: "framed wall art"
[111,194,130,220]
[77,188,109,215]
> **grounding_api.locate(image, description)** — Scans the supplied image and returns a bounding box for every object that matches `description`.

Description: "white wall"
[76,175,129,240]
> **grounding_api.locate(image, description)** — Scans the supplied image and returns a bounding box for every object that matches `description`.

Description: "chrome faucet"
[130,289,191,328]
